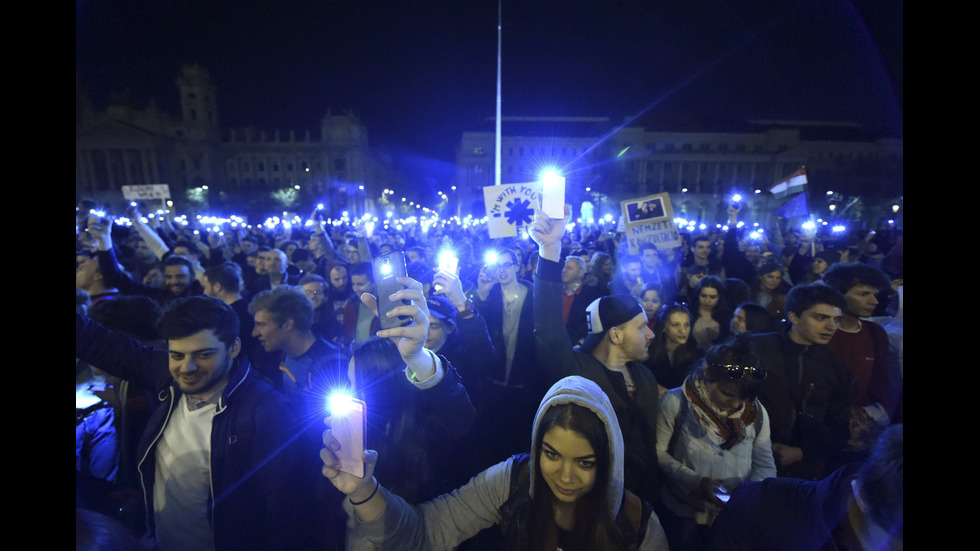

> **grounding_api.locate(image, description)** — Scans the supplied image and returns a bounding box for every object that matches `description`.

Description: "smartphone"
[541,171,566,219]
[434,251,459,293]
[714,491,731,503]
[373,251,411,330]
[328,394,367,478]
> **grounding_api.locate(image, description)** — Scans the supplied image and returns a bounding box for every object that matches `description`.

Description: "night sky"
[76,0,902,165]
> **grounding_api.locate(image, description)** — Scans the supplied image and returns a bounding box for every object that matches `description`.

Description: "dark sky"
[76,0,902,164]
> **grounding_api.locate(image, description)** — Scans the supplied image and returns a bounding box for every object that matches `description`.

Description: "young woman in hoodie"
[320,375,669,551]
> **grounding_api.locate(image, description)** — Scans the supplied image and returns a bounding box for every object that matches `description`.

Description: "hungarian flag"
[769,166,807,199]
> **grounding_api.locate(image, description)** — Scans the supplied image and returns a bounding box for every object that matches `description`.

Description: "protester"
[320,376,669,550]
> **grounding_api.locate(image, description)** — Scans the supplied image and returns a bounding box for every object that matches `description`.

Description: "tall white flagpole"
[495,0,502,187]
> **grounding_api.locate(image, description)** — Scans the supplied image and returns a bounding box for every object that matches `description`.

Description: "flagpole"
[495,0,502,187]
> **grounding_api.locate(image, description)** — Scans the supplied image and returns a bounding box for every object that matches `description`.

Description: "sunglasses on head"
[710,363,767,380]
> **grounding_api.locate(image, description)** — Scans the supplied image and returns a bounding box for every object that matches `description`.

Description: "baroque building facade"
[76,65,390,214]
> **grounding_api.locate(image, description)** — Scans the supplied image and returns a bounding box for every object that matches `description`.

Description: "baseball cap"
[426,295,457,322]
[578,294,644,353]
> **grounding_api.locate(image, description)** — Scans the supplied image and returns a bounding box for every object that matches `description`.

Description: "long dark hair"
[646,304,702,389]
[350,338,430,503]
[529,403,626,551]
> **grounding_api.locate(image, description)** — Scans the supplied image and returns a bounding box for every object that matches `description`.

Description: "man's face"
[346,246,361,265]
[265,251,286,275]
[406,250,422,264]
[561,259,586,285]
[496,253,519,285]
[164,265,192,296]
[744,245,762,264]
[692,240,711,261]
[844,284,879,318]
[168,329,239,396]
[301,283,324,310]
[252,310,288,352]
[254,252,268,275]
[330,267,349,291]
[240,239,256,254]
[75,257,100,290]
[622,261,641,283]
[307,234,323,254]
[134,240,154,261]
[351,274,374,297]
[424,316,454,352]
[788,303,842,346]
[201,275,217,297]
[641,248,659,270]
[612,312,654,362]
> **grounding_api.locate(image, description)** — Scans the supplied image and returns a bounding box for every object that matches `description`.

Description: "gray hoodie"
[344,376,668,550]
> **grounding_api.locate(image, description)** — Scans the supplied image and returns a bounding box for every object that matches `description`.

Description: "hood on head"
[528,376,625,517]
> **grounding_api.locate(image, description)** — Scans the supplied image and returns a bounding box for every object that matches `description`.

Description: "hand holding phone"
[373,252,411,330]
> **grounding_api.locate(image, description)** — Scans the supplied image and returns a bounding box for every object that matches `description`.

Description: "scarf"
[683,376,759,451]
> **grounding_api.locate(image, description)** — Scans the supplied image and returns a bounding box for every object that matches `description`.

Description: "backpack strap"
[498,453,531,535]
[616,490,653,551]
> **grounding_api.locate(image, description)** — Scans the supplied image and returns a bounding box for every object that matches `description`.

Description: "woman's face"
[641,290,663,318]
[812,257,828,275]
[539,426,597,505]
[698,286,720,310]
[706,381,744,415]
[730,307,747,333]
[664,312,691,346]
[760,270,782,292]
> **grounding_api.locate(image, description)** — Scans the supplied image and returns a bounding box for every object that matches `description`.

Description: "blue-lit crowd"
[76,199,903,551]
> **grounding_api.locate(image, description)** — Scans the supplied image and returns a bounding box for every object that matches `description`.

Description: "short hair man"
[76,251,119,306]
[559,255,604,345]
[610,254,644,297]
[75,297,325,550]
[531,207,661,504]
[340,262,380,347]
[751,283,857,479]
[823,262,899,442]
[87,222,202,308]
[301,273,344,344]
[249,286,347,404]
[203,262,284,385]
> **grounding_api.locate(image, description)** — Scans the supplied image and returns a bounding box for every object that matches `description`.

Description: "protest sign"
[122,184,171,201]
[620,192,681,253]
[483,182,540,238]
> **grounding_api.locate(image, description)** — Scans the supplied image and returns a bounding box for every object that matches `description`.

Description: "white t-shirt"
[153,395,216,551]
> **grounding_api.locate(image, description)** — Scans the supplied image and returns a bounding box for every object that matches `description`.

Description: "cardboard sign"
[620,193,681,253]
[122,184,171,201]
[483,183,540,238]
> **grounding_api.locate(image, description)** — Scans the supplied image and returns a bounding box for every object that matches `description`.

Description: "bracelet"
[349,478,380,506]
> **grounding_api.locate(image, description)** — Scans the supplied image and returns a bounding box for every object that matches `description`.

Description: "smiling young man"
[750,283,857,480]
[75,296,330,550]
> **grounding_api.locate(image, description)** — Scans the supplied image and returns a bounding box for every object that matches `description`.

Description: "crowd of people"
[76,199,903,550]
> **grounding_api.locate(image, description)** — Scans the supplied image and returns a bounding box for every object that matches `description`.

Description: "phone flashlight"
[328,392,358,416]
[380,259,393,276]
[438,250,459,274]
[484,251,499,266]
[731,194,743,210]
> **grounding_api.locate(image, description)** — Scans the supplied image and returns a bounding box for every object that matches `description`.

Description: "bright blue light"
[484,251,499,266]
[328,393,356,416]
[539,168,564,188]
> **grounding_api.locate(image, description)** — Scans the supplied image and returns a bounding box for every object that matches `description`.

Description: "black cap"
[578,294,644,353]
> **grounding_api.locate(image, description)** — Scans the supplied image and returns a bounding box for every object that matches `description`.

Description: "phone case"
[331,397,366,478]
[373,252,411,330]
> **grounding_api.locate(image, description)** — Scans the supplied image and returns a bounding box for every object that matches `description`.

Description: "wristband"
[349,478,380,506]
